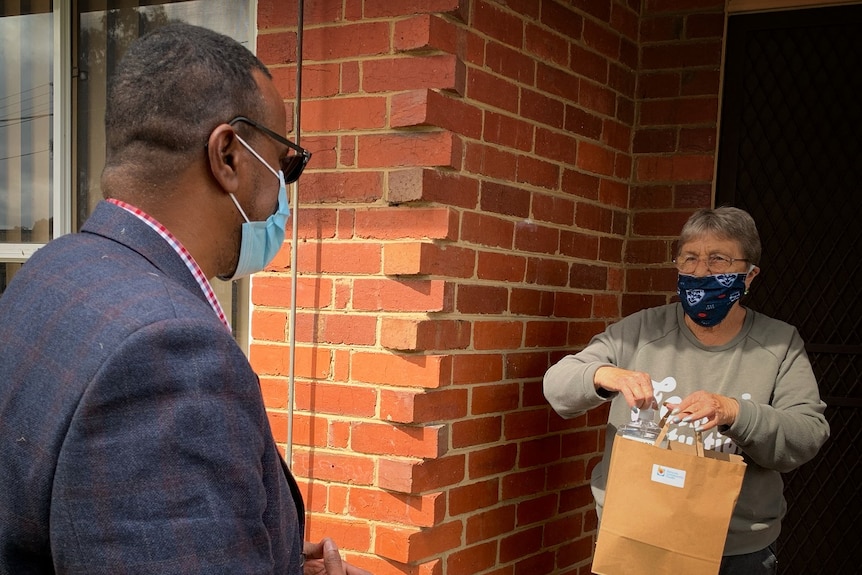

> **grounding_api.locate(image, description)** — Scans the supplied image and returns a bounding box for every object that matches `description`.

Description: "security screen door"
[716,5,862,573]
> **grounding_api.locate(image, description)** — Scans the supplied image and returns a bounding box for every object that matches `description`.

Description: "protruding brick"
[357,131,462,170]
[378,455,466,494]
[375,520,462,563]
[353,278,453,313]
[364,54,460,93]
[383,242,475,278]
[355,207,459,241]
[380,388,468,424]
[352,351,453,388]
[351,422,446,460]
[386,168,480,209]
[391,89,480,138]
[381,317,471,351]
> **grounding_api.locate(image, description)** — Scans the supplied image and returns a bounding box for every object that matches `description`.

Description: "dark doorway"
[716,5,861,574]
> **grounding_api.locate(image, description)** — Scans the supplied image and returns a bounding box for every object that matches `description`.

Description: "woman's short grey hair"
[678,206,762,265]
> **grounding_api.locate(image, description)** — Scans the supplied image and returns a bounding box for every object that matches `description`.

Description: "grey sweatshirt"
[543,303,829,556]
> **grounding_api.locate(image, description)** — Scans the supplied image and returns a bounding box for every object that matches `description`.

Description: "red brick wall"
[253,0,724,573]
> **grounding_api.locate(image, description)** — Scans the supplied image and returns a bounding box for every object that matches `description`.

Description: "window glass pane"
[1,3,53,290]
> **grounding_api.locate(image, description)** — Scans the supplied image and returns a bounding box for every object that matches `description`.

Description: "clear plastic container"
[617,407,662,445]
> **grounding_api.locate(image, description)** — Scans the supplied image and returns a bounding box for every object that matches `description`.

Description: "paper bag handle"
[655,413,706,457]
[654,414,671,447]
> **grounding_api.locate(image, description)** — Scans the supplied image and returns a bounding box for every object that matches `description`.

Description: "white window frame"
[0,5,71,262]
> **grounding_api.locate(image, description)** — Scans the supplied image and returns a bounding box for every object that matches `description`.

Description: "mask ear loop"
[228,193,251,223]
[744,263,757,295]
[229,133,283,225]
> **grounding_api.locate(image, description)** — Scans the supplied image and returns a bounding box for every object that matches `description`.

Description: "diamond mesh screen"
[718,6,861,573]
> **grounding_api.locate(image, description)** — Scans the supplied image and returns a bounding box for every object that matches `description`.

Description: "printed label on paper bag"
[651,464,686,488]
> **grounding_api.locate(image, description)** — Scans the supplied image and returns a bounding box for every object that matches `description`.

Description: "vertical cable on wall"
[286,0,304,465]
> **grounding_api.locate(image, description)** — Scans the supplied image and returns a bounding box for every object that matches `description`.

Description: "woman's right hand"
[594,366,656,409]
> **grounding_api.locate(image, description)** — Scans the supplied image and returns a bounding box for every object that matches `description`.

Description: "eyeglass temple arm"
[229,116,310,156]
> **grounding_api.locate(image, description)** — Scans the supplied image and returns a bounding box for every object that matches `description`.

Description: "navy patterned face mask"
[677,273,747,327]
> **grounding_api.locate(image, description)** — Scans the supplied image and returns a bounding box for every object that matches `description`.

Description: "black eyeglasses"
[229,116,311,184]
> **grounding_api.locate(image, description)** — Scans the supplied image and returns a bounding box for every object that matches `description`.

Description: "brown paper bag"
[592,421,746,575]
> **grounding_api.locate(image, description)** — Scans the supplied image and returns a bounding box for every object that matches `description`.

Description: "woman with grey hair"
[544,206,829,574]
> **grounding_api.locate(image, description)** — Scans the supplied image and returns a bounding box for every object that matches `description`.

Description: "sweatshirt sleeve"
[724,326,830,473]
[543,331,618,419]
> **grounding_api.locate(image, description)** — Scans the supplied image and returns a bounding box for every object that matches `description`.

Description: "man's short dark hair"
[104,22,272,180]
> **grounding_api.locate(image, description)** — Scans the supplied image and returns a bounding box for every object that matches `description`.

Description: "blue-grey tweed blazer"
[0,201,305,574]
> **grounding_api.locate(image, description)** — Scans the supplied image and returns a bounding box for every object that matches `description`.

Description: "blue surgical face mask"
[677,272,747,327]
[222,135,290,280]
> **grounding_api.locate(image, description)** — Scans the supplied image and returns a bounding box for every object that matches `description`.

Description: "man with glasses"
[544,207,829,574]
[0,23,369,575]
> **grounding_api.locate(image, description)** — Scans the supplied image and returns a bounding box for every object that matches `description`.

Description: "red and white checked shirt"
[107,199,230,331]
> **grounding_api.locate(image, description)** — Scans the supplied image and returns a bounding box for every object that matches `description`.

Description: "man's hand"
[302,538,373,575]
[594,366,656,409]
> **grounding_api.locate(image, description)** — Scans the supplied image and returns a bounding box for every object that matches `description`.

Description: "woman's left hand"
[665,391,739,432]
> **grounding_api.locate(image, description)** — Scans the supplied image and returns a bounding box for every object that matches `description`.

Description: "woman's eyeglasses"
[673,254,750,274]
[228,116,311,184]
